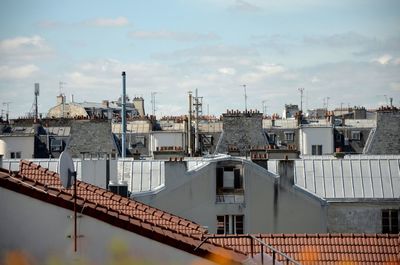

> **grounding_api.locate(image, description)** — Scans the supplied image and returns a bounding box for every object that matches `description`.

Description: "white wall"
[136,159,327,234]
[150,132,186,152]
[0,187,216,265]
[0,136,34,159]
[299,126,334,155]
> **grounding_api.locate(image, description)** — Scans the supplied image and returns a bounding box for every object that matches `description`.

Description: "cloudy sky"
[0,0,399,118]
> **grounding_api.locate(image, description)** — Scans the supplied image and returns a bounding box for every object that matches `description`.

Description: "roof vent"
[108,180,129,197]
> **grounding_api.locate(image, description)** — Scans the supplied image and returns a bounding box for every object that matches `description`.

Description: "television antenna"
[151,92,157,116]
[298,88,304,112]
[58,150,78,252]
[242,84,247,111]
[2,102,11,122]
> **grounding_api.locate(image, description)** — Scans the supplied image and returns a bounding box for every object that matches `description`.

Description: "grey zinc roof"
[343,119,376,128]
[118,159,165,193]
[199,122,223,133]
[46,127,71,136]
[112,121,151,133]
[293,158,400,199]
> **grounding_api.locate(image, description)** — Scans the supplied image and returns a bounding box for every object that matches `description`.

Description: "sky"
[0,0,399,119]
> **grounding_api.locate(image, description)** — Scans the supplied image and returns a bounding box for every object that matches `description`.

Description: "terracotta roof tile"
[207,233,399,264]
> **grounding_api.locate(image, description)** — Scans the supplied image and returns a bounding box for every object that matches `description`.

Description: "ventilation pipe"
[188,91,193,156]
[121,72,127,158]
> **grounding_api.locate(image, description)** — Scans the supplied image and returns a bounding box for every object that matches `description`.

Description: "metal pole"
[261,244,264,264]
[74,172,77,252]
[243,84,247,111]
[298,88,304,112]
[121,72,127,158]
[194,88,199,155]
[188,92,193,156]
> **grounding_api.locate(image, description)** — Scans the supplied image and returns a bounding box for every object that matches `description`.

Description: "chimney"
[102,100,109,108]
[133,97,145,117]
[121,72,127,158]
[277,159,295,188]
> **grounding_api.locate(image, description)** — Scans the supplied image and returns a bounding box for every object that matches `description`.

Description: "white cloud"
[0,64,39,79]
[0,35,52,61]
[86,16,129,27]
[129,31,219,42]
[218,67,236,75]
[0,35,45,50]
[373,54,393,65]
[311,76,320,83]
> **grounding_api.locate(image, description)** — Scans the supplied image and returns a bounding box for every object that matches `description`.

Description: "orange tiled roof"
[208,233,400,264]
[0,160,246,264]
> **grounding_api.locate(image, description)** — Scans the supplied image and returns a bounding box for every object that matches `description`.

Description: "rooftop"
[0,160,246,264]
[208,233,399,264]
[0,160,398,264]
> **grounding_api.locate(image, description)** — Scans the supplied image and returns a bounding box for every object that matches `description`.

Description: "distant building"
[282,104,299,119]
[0,118,117,159]
[47,94,142,119]
[116,155,400,235]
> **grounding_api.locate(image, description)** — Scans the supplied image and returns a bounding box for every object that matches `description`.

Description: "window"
[284,131,294,141]
[382,209,399,234]
[351,131,361,141]
[335,133,342,142]
[267,133,276,144]
[216,215,244,234]
[131,136,145,148]
[10,152,21,159]
[311,145,323,155]
[216,167,242,192]
[50,139,63,152]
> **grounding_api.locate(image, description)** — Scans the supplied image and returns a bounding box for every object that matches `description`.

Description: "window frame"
[216,215,244,234]
[382,209,399,234]
[284,131,294,142]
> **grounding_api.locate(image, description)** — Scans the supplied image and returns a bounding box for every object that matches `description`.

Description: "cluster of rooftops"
[0,160,398,264]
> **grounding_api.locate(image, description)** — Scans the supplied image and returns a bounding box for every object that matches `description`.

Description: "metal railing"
[194,234,301,265]
[216,194,245,203]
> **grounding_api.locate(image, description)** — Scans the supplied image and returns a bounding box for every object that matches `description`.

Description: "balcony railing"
[216,194,244,203]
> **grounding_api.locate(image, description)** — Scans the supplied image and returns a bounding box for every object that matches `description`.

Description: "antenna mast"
[34,83,40,123]
[2,102,11,122]
[151,92,157,116]
[298,88,304,112]
[242,84,247,111]
[193,88,203,155]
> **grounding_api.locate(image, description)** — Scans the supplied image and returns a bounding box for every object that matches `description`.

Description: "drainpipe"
[121,72,127,158]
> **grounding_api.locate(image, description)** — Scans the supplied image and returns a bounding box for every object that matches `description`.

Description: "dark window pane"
[390,210,399,233]
[235,215,244,234]
[216,168,224,191]
[234,169,241,189]
[217,216,225,234]
[225,215,229,234]
[318,145,322,155]
[312,145,316,155]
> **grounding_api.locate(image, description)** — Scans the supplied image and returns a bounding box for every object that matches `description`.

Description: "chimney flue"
[121,71,127,158]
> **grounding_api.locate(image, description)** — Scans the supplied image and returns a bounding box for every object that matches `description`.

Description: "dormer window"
[216,166,244,203]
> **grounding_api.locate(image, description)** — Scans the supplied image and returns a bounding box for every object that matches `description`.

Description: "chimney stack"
[121,72,127,158]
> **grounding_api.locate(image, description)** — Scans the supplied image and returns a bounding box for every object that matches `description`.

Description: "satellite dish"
[58,150,75,188]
